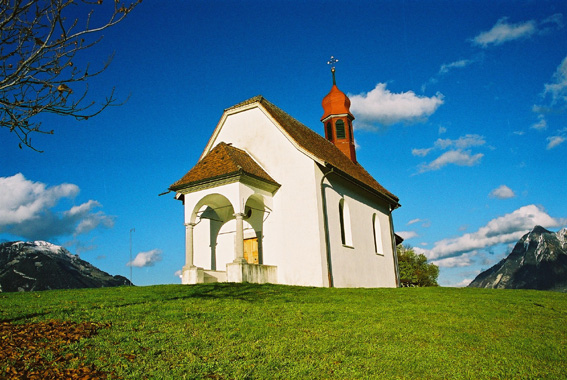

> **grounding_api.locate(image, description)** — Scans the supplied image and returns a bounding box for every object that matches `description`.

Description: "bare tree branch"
[0,0,140,151]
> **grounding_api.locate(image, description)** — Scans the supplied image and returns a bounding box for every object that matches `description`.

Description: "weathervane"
[327,56,338,85]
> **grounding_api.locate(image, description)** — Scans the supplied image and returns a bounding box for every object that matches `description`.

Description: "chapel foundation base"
[226,262,277,284]
[181,265,203,285]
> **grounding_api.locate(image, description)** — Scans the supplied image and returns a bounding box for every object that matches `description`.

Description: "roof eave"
[322,163,401,209]
[170,170,280,195]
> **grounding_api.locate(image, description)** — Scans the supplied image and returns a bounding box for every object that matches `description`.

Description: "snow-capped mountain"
[468,226,567,291]
[0,241,132,292]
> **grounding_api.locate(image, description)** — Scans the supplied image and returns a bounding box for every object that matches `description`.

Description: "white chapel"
[169,67,402,288]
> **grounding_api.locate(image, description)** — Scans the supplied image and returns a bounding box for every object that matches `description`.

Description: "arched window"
[339,199,353,246]
[326,122,333,141]
[335,120,346,139]
[372,213,383,254]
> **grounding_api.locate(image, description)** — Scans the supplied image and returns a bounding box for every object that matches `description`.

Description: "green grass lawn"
[1,283,566,379]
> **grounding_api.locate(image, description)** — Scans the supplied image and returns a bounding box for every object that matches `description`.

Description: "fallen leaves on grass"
[0,320,114,379]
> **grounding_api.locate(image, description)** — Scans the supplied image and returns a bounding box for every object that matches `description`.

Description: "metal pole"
[129,228,135,285]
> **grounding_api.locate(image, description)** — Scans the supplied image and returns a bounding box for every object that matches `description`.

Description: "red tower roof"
[321,84,353,121]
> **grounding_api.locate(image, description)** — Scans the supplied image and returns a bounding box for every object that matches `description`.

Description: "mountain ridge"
[0,240,132,292]
[468,225,567,292]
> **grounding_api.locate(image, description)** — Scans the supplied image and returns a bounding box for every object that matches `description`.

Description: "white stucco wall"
[197,106,327,287]
[322,175,397,288]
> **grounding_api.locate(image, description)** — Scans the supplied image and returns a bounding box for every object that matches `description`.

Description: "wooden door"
[243,238,259,264]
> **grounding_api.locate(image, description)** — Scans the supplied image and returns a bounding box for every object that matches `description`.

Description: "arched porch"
[180,184,277,285]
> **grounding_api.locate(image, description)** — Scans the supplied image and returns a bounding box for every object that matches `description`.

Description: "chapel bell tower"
[321,56,357,163]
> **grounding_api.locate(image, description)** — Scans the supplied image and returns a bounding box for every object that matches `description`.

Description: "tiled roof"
[228,96,399,205]
[170,142,279,191]
[172,96,399,206]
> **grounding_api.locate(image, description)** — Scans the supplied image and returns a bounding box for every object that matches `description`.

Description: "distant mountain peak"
[0,241,132,292]
[558,228,567,249]
[530,225,551,235]
[468,226,567,292]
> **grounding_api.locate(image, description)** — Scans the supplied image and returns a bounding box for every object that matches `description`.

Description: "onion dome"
[321,82,352,121]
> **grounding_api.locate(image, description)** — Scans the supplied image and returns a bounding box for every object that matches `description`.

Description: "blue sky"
[1,0,566,287]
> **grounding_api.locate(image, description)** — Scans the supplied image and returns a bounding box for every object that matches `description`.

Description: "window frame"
[335,120,346,139]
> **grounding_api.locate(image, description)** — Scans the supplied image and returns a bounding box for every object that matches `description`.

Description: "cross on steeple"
[327,56,338,85]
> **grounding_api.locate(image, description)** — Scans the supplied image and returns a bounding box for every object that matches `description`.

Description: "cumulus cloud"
[397,231,418,240]
[127,249,163,267]
[418,150,484,173]
[0,173,114,241]
[0,173,78,225]
[413,134,486,173]
[413,135,486,157]
[451,278,476,288]
[349,83,444,129]
[489,185,516,199]
[423,205,566,261]
[432,254,474,268]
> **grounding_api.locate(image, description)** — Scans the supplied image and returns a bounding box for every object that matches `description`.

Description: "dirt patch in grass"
[0,320,114,379]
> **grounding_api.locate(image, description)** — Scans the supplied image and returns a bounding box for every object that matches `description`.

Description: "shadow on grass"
[166,282,305,303]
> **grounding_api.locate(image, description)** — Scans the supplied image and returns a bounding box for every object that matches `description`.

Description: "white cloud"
[542,13,564,29]
[449,278,475,288]
[414,135,486,173]
[349,83,444,129]
[407,218,430,228]
[0,173,113,241]
[74,211,115,235]
[439,59,473,75]
[432,254,474,268]
[543,55,567,107]
[489,185,516,199]
[472,17,537,47]
[422,56,482,91]
[473,14,563,48]
[397,231,418,240]
[411,148,432,157]
[434,134,486,149]
[546,135,566,149]
[418,150,484,173]
[533,56,567,146]
[127,249,163,267]
[531,114,547,131]
[546,127,567,150]
[423,205,567,261]
[0,173,78,225]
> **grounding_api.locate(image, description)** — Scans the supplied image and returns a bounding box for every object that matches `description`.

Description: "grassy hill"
[1,283,566,379]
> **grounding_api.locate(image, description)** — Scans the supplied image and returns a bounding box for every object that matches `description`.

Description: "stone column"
[184,222,195,267]
[233,212,246,263]
[182,222,203,285]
